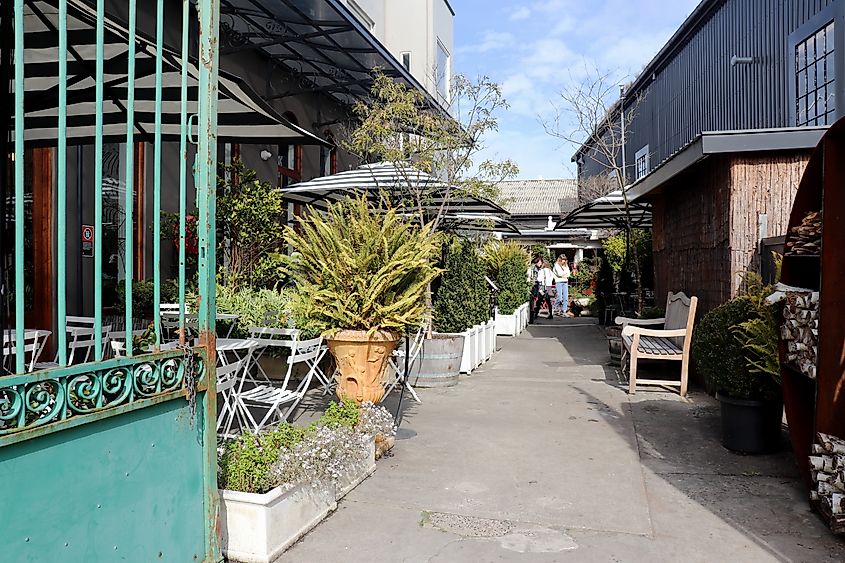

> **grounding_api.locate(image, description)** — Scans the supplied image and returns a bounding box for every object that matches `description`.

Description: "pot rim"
[326,329,401,343]
[715,391,782,407]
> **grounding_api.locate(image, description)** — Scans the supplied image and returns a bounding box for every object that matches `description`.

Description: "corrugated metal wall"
[580,0,841,180]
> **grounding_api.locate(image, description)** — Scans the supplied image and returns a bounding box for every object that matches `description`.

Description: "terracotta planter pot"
[326,329,400,405]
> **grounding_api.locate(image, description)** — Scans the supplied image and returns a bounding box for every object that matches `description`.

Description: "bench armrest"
[615,316,665,328]
[622,326,688,338]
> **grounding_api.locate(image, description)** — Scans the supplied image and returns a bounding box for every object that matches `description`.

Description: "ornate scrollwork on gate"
[0,352,204,437]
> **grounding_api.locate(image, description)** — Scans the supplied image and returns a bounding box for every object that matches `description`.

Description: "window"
[635,145,650,180]
[796,21,835,126]
[401,52,411,71]
[320,131,338,177]
[278,113,302,188]
[436,41,450,101]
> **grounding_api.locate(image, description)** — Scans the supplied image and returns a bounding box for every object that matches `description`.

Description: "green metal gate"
[1,0,221,560]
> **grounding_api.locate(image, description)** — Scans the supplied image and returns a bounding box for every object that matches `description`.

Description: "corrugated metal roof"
[496,179,578,217]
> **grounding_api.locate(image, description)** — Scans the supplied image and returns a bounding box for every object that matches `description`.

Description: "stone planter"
[327,329,400,405]
[412,333,464,387]
[221,441,376,563]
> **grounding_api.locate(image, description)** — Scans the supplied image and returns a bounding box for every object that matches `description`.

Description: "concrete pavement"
[283,317,845,562]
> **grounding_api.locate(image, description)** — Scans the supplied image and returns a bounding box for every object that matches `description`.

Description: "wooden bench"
[615,291,698,397]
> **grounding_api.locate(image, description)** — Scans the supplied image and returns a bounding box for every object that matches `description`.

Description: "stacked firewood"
[786,211,823,255]
[810,433,845,534]
[780,290,819,379]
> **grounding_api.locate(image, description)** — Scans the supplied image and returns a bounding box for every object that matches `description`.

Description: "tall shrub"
[496,253,530,315]
[433,240,489,333]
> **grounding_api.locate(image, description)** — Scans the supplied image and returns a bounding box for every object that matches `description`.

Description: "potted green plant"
[692,286,782,454]
[432,238,491,376]
[282,195,440,405]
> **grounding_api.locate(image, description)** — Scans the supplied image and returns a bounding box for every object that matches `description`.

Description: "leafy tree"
[344,71,517,230]
[217,160,286,289]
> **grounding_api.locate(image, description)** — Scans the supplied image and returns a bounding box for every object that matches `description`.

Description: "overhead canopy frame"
[282,162,509,217]
[218,0,444,112]
[555,190,652,230]
[15,0,328,146]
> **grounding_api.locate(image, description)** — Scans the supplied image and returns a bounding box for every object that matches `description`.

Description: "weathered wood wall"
[652,156,732,313]
[652,151,810,313]
[729,152,811,294]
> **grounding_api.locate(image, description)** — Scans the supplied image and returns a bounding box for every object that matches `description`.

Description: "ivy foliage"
[217,160,286,289]
[433,239,490,333]
[281,195,442,336]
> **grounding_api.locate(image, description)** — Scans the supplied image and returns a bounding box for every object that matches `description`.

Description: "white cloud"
[458,31,516,55]
[510,7,531,21]
[477,127,575,180]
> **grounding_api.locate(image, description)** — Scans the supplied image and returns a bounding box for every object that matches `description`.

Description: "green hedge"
[497,253,530,315]
[433,240,489,333]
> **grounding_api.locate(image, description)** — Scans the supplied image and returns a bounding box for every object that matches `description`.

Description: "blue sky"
[454,0,702,179]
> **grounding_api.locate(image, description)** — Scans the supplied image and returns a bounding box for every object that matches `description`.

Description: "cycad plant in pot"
[282,195,440,405]
[692,277,782,453]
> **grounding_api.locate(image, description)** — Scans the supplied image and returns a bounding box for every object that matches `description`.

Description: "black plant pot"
[717,392,783,454]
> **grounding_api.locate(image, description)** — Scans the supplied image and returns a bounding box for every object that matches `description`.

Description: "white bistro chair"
[2,329,52,373]
[237,336,326,432]
[216,355,252,441]
[35,325,112,369]
[383,325,426,404]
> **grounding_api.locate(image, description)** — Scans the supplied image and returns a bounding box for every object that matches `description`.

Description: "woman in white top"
[531,260,555,320]
[552,255,571,316]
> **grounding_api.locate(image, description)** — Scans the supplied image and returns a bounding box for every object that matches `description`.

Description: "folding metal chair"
[383,325,425,404]
[237,336,326,432]
[216,356,251,441]
[35,325,112,369]
[247,326,299,383]
[2,330,52,373]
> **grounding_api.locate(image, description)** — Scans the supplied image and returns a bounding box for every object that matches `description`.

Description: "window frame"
[435,40,450,102]
[788,4,845,127]
[634,145,650,181]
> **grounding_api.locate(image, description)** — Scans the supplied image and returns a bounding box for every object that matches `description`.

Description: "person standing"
[527,255,541,323]
[532,259,555,321]
[552,255,571,316]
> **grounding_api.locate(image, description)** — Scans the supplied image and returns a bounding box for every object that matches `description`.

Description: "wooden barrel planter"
[409,333,464,388]
[606,326,622,365]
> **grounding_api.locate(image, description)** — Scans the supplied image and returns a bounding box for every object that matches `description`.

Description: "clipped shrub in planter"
[433,239,489,334]
[693,295,782,454]
[493,251,530,316]
[282,195,441,404]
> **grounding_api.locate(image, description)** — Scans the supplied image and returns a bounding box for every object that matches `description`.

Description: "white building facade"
[340,0,455,105]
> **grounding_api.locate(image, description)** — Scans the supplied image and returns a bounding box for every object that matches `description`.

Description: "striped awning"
[15,0,327,146]
[282,162,509,216]
[555,190,652,230]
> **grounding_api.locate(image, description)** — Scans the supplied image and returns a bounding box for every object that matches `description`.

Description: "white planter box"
[497,303,530,336]
[460,326,477,373]
[221,442,376,563]
[484,319,496,360]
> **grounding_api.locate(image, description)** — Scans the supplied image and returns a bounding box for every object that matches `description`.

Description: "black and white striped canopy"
[15,0,327,146]
[282,162,509,216]
[555,190,652,230]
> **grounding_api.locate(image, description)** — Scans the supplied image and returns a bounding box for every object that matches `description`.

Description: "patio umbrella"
[14,0,327,146]
[281,162,509,217]
[555,190,652,230]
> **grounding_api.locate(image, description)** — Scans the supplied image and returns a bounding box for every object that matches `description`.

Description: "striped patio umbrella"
[282,162,509,217]
[14,0,327,146]
[555,190,652,230]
